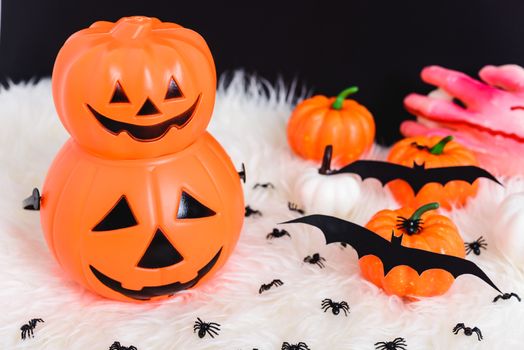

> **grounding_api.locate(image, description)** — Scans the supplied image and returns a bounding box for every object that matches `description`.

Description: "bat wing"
[425,166,502,188]
[333,160,414,187]
[281,215,392,259]
[394,245,501,293]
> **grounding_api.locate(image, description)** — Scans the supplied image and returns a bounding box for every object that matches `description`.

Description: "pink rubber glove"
[402,65,524,176]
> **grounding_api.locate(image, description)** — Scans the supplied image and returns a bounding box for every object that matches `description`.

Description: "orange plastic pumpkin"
[39,17,244,302]
[52,16,216,159]
[287,87,375,166]
[387,135,479,210]
[358,203,465,298]
[41,134,244,302]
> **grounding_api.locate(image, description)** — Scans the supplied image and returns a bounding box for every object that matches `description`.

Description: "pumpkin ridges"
[339,107,373,163]
[315,109,345,160]
[298,107,331,159]
[361,204,465,297]
[287,90,375,165]
[53,17,217,159]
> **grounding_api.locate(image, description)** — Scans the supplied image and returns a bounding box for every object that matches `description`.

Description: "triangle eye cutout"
[165,77,183,100]
[177,191,216,219]
[93,196,138,231]
[110,81,130,103]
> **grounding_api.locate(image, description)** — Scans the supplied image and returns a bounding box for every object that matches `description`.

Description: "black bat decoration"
[331,161,501,195]
[281,215,501,293]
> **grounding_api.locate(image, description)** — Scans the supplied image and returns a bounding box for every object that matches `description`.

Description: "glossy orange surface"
[41,133,244,302]
[52,16,216,159]
[287,89,375,166]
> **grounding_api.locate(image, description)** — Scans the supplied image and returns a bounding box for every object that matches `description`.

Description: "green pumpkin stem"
[409,202,440,222]
[318,145,333,175]
[331,86,359,110]
[429,136,453,155]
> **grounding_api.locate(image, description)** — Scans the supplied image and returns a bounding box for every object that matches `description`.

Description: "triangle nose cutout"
[137,97,160,116]
[138,229,184,269]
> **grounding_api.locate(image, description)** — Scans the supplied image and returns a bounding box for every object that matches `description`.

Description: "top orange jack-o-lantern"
[52,16,216,159]
[36,17,245,302]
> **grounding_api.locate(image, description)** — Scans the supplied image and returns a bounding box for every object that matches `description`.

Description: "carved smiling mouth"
[87,94,201,142]
[89,247,221,301]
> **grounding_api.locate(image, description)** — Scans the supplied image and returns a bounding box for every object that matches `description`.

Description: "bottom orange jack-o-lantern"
[39,133,244,302]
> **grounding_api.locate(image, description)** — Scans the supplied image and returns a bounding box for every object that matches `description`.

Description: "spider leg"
[208,323,221,330]
[511,293,522,301]
[453,323,465,333]
[395,338,406,345]
[473,327,483,340]
[208,327,220,336]
[374,343,386,350]
[206,330,216,339]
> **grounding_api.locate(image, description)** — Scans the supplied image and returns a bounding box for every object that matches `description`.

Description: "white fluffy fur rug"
[1,73,524,350]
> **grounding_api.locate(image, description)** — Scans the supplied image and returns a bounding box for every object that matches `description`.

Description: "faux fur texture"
[1,73,524,350]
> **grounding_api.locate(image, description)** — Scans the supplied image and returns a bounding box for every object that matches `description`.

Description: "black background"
[1,0,524,144]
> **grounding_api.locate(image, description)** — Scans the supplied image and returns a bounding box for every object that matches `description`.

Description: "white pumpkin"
[494,192,524,267]
[294,145,361,217]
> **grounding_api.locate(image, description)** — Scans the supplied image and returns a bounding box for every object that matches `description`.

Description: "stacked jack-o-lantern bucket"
[39,16,244,302]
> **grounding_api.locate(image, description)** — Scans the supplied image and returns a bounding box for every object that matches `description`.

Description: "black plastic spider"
[253,182,275,189]
[465,236,487,256]
[20,318,44,340]
[396,215,423,235]
[453,323,483,341]
[194,317,221,339]
[238,163,246,183]
[259,279,284,294]
[281,342,310,350]
[321,298,350,316]
[410,141,429,151]
[304,253,326,268]
[245,206,262,217]
[374,337,407,350]
[288,202,305,215]
[267,228,291,239]
[109,341,137,350]
[493,292,521,303]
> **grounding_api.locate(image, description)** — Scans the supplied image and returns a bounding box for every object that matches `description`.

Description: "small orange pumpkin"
[359,202,465,298]
[52,16,216,159]
[387,135,479,210]
[287,87,375,166]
